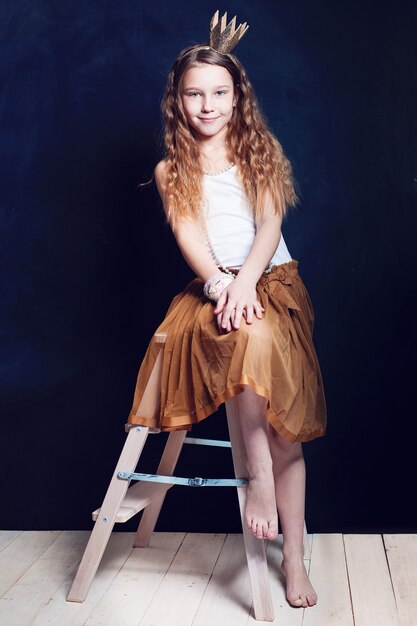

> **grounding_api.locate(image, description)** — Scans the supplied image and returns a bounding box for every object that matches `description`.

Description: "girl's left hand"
[214,277,265,333]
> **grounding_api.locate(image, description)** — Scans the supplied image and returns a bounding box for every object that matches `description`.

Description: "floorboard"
[384,534,417,626]
[344,534,400,626]
[33,532,135,626]
[0,531,414,625]
[0,531,23,553]
[0,531,61,598]
[138,533,225,626]
[192,533,252,626]
[303,533,353,626]
[86,532,185,626]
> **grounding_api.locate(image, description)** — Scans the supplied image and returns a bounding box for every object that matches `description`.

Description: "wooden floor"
[0,531,415,626]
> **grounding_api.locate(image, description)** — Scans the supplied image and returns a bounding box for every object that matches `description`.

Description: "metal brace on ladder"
[117,471,247,487]
[117,436,247,488]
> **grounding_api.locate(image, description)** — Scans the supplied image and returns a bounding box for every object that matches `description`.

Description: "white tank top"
[202,164,292,268]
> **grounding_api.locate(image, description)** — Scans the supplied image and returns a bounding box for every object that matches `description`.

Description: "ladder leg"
[303,520,311,559]
[225,397,274,622]
[133,429,187,547]
[68,338,166,602]
[67,426,149,602]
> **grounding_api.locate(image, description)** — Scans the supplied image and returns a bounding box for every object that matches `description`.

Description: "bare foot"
[245,466,278,540]
[281,554,317,608]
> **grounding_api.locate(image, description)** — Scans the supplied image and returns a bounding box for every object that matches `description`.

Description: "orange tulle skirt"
[127,259,327,442]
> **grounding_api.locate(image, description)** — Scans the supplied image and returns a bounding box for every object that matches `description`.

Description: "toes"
[307,592,317,606]
[288,594,303,607]
[246,516,278,541]
[247,517,262,539]
[267,520,278,540]
[295,594,308,608]
[288,590,316,608]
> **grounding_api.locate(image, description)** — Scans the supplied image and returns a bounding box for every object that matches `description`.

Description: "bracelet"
[203,272,234,302]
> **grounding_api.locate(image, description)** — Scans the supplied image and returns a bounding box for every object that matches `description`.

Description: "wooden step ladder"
[67,333,311,621]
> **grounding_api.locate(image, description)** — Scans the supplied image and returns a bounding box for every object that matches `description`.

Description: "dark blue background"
[1,0,416,532]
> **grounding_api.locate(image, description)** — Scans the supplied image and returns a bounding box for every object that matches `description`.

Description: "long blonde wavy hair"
[161,45,298,226]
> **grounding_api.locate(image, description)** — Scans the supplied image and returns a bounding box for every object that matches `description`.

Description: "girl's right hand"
[214,278,265,333]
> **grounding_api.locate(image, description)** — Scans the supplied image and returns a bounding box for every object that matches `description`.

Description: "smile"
[198,117,220,123]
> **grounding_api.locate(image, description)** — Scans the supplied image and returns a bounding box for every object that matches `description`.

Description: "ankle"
[246,458,273,480]
[282,544,305,562]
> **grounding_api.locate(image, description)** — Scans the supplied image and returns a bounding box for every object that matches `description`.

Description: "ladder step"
[183,437,232,448]
[92,480,173,523]
[118,471,247,487]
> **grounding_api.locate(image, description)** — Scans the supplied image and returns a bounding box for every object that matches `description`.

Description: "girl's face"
[180,64,236,140]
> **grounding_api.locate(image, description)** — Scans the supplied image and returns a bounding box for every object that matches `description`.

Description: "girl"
[128,12,327,609]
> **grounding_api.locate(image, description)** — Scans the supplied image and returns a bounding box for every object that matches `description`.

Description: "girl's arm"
[236,211,282,285]
[171,217,221,281]
[214,194,283,332]
[155,162,280,333]
[155,161,219,281]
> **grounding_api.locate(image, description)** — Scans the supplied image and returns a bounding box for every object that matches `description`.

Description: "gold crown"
[209,10,249,55]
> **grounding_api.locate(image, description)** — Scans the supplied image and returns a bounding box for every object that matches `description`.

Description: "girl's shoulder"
[154,159,168,194]
[154,160,169,217]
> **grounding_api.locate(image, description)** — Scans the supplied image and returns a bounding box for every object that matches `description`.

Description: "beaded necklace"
[202,161,236,177]
[200,163,273,276]
[199,209,236,277]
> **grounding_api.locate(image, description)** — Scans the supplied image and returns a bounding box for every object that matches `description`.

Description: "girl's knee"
[238,317,272,348]
[270,429,302,454]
